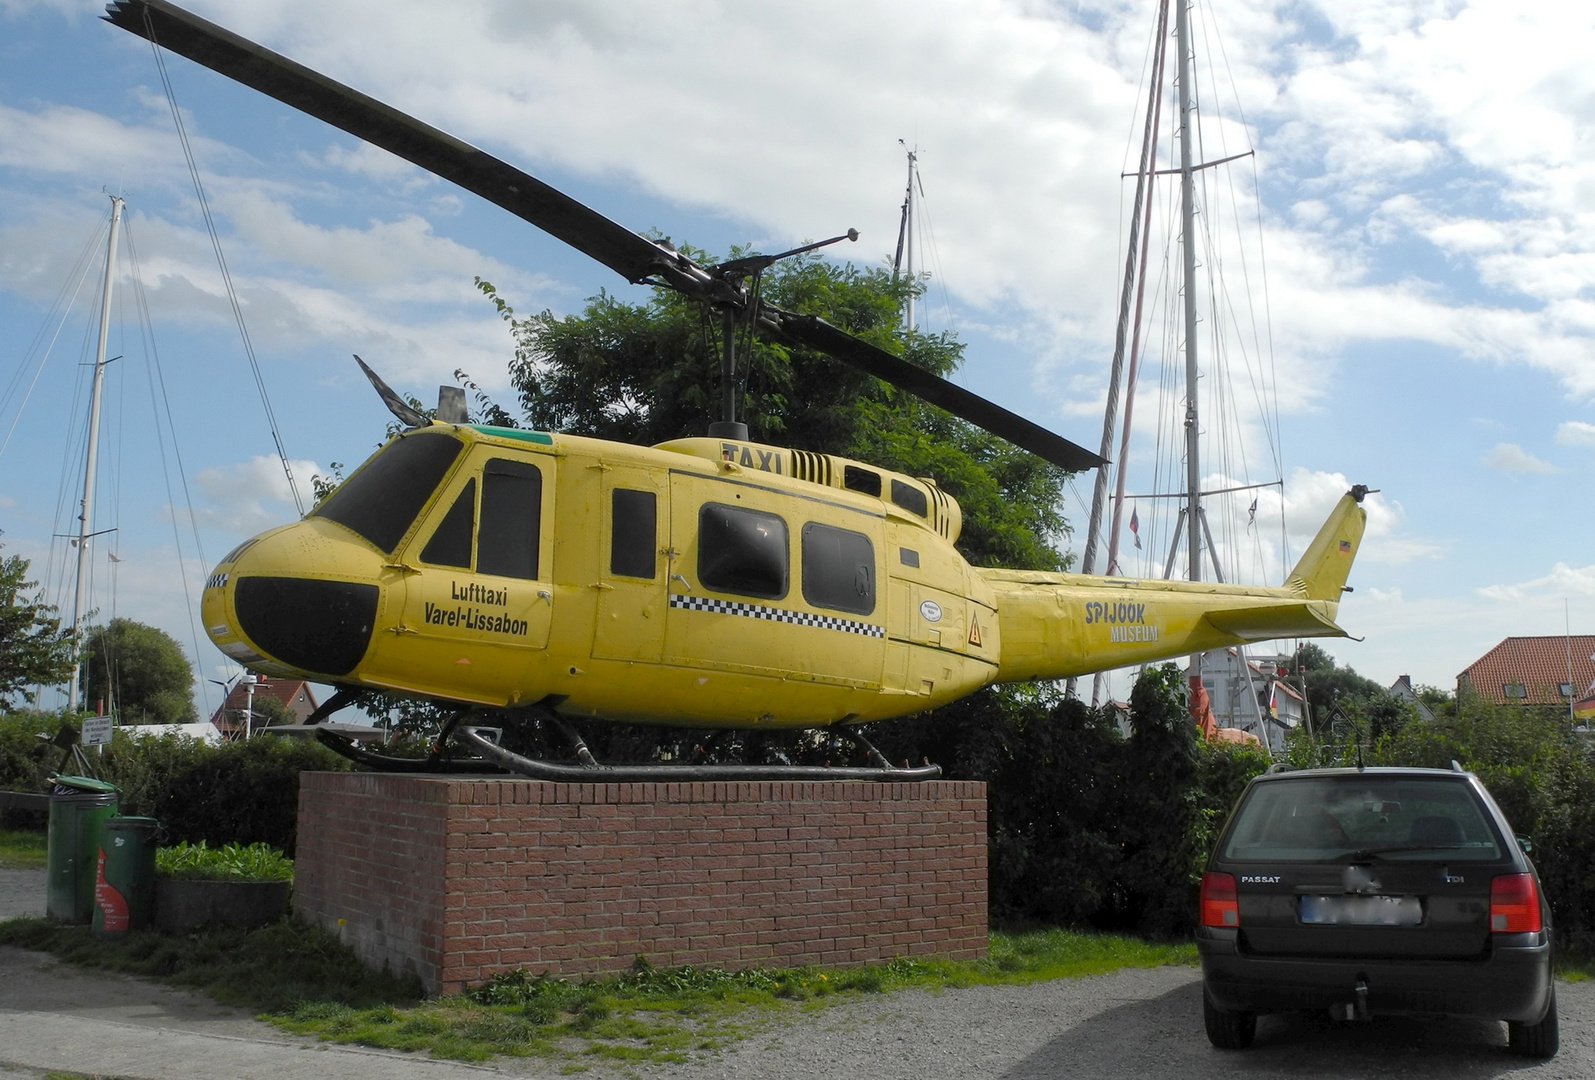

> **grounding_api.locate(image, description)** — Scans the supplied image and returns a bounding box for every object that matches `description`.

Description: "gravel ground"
[567,967,1595,1080]
[0,867,44,919]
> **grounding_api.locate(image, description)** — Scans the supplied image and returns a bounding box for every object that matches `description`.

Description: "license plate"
[1299,894,1423,926]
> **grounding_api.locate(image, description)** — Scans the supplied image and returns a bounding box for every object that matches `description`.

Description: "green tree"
[474,253,1072,571]
[82,618,196,725]
[0,541,75,707]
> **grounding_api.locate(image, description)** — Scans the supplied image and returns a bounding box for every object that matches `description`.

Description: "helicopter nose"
[233,576,379,678]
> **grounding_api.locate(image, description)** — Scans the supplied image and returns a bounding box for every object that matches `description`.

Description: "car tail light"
[1201,871,1240,928]
[1490,873,1542,933]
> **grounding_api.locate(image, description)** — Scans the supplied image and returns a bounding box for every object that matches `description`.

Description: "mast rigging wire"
[142,9,304,515]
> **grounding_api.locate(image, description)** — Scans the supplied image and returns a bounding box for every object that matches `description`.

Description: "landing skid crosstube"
[311,704,941,782]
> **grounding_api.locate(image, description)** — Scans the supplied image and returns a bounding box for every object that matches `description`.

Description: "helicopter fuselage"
[202,424,1365,729]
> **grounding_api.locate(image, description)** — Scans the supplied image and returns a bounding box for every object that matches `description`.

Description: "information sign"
[81,715,113,746]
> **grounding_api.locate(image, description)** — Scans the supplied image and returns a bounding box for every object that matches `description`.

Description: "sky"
[0,0,1592,720]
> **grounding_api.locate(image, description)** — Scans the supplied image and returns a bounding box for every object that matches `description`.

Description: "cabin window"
[890,479,928,518]
[611,488,657,579]
[802,523,875,615]
[698,503,788,599]
[477,458,542,579]
[899,547,920,568]
[843,465,882,497]
[312,431,463,553]
[419,479,476,568]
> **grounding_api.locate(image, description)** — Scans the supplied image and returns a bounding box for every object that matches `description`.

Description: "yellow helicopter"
[111,1,1368,780]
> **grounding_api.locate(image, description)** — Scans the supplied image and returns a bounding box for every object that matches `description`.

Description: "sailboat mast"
[1174,0,1204,678]
[67,194,124,712]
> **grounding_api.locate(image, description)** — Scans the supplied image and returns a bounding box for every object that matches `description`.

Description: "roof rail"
[1266,763,1293,774]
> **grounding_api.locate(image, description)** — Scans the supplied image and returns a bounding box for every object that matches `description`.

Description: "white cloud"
[193,455,322,535]
[1557,421,1595,448]
[1479,562,1595,603]
[1483,442,1556,473]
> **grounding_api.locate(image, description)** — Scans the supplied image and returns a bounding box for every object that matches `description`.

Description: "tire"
[1203,988,1257,1050]
[1508,987,1559,1059]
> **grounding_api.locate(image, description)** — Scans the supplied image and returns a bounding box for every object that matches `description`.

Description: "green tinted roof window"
[469,426,553,445]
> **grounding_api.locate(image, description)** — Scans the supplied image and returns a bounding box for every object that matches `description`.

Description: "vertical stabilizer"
[1284,487,1370,601]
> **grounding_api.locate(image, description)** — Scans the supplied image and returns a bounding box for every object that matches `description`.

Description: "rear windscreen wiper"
[1337,844,1460,862]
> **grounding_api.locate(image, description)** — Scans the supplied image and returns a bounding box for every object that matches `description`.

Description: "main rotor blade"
[104,0,694,290]
[762,308,1106,472]
[106,0,1103,472]
[353,354,426,429]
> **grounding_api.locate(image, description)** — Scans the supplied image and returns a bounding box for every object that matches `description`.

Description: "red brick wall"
[295,774,987,995]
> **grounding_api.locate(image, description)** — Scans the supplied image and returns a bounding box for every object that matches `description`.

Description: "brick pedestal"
[293,773,987,994]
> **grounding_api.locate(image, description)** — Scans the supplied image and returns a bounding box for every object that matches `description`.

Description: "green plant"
[155,841,293,882]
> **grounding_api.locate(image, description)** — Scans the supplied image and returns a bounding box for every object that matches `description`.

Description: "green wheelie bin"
[93,816,160,934]
[45,775,119,923]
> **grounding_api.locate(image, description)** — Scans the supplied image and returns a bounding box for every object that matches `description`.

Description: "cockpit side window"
[311,431,463,553]
[802,523,875,615]
[611,488,658,579]
[698,503,788,599]
[477,458,542,580]
[419,479,475,568]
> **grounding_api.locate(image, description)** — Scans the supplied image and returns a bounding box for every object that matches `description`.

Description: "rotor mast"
[67,194,124,712]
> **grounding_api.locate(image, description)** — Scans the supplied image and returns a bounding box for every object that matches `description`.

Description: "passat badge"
[919,600,943,623]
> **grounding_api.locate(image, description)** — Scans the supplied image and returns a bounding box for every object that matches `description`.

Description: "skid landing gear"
[308,699,941,782]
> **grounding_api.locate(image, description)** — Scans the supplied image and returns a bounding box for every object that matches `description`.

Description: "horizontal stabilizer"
[1204,602,1347,642]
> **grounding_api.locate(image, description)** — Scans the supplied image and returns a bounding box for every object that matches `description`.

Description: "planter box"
[155,878,291,934]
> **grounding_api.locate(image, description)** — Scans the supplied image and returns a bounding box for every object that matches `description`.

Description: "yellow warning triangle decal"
[968,617,982,647]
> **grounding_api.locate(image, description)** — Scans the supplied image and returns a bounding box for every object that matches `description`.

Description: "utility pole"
[67,195,124,712]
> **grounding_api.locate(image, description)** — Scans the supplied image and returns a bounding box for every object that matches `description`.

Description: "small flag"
[1247,498,1258,528]
[1339,540,1351,554]
[1129,506,1142,550]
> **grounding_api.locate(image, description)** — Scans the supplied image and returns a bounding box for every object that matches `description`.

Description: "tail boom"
[980,489,1368,684]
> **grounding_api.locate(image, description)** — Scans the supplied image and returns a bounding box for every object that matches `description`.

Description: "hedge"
[0,712,348,854]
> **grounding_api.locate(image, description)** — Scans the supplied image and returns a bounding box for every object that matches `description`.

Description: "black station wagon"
[1197,766,1556,1057]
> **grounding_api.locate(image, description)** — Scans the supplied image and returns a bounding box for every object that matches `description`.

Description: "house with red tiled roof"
[1456,636,1595,708]
[208,678,319,738]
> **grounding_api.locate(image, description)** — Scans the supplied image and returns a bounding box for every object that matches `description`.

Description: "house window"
[801,522,875,615]
[1560,682,1575,698]
[1503,683,1528,700]
[477,458,542,579]
[611,488,657,579]
[698,504,788,599]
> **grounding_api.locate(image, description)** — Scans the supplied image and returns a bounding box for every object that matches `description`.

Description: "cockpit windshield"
[311,431,464,553]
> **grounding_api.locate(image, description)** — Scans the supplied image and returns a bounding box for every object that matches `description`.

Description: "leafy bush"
[156,840,294,882]
[0,712,349,852]
[868,665,1270,937]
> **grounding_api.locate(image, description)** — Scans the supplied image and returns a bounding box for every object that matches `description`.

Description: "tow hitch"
[1329,978,1372,1022]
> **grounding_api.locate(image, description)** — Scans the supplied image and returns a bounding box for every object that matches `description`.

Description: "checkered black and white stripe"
[669,593,884,638]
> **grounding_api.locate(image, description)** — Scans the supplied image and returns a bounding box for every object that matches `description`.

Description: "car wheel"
[1203,989,1256,1050]
[1508,987,1559,1059]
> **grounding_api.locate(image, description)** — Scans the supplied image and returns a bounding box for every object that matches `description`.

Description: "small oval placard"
[919,599,943,623]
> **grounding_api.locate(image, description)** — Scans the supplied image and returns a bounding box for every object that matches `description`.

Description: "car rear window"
[1221,776,1504,862]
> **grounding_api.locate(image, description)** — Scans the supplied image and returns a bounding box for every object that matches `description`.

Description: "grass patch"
[0,827,47,868]
[0,915,1191,1066]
